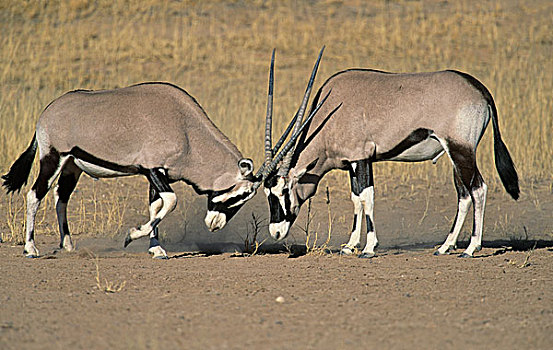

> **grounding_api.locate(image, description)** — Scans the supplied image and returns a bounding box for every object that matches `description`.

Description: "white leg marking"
[148,245,168,259]
[341,193,363,255]
[463,183,487,257]
[437,195,471,255]
[360,187,378,256]
[129,192,177,241]
[25,190,40,257]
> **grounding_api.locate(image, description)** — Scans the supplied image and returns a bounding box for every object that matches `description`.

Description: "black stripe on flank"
[376,128,433,161]
[63,147,143,175]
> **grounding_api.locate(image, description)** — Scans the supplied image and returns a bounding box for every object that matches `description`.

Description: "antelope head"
[257,47,333,240]
[205,158,257,231]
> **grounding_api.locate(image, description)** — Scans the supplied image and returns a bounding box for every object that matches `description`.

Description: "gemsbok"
[3,82,264,258]
[262,64,520,258]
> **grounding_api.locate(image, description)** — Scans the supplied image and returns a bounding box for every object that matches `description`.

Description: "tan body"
[266,68,519,259]
[3,82,258,258]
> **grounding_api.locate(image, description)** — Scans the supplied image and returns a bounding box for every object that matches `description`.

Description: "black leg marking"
[147,168,172,194]
[56,161,82,249]
[351,214,358,232]
[365,215,374,232]
[32,149,61,200]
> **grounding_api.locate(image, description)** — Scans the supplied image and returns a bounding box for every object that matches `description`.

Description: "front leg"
[340,163,363,255]
[147,184,168,259]
[357,160,378,259]
[124,168,175,257]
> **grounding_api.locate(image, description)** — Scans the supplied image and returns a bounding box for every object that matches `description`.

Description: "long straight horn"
[263,89,335,179]
[277,46,325,177]
[254,49,276,180]
[264,49,275,167]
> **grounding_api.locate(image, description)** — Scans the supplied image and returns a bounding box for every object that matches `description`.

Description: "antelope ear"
[238,158,254,177]
[293,158,319,179]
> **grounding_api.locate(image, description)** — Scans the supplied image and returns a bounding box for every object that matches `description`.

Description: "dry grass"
[1,0,551,240]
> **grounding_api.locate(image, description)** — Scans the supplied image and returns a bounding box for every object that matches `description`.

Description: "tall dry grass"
[1,0,551,239]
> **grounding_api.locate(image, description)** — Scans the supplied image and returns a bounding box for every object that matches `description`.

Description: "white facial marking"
[228,191,255,208]
[212,185,252,204]
[269,221,291,241]
[204,210,227,232]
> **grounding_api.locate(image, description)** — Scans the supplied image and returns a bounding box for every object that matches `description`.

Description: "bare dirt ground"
[1,178,552,350]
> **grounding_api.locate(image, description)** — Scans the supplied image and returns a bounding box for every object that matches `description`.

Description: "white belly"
[388,137,444,162]
[73,158,131,178]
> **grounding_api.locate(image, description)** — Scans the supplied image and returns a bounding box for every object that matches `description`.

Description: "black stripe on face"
[62,147,142,175]
[376,128,433,161]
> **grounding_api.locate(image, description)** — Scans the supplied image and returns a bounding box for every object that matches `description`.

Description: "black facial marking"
[376,128,433,161]
[63,147,142,175]
[268,192,286,223]
[206,187,243,222]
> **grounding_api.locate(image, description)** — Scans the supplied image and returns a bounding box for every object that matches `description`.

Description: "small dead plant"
[86,250,126,293]
[242,212,266,256]
[302,186,333,255]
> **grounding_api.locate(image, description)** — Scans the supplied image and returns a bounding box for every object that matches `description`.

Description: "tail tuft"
[494,138,520,200]
[2,135,37,194]
[490,105,520,200]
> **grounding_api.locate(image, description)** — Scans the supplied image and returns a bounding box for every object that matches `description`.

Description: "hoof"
[25,254,40,259]
[124,234,132,248]
[358,252,375,259]
[459,253,472,258]
[153,255,169,260]
[339,247,354,256]
[433,250,442,256]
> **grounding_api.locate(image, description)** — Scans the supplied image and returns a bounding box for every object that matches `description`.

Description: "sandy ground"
[1,178,552,350]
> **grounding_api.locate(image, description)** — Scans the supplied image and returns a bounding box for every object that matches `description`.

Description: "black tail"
[2,135,38,194]
[489,103,520,200]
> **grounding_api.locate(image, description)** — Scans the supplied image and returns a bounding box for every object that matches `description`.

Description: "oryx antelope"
[3,82,261,258]
[263,64,520,258]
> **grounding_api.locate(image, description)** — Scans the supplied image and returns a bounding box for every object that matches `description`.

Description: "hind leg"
[147,183,168,259]
[54,159,82,252]
[447,141,487,258]
[435,170,472,255]
[25,150,67,257]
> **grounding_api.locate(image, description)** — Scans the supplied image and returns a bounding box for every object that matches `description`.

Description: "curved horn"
[277,46,325,177]
[262,89,335,179]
